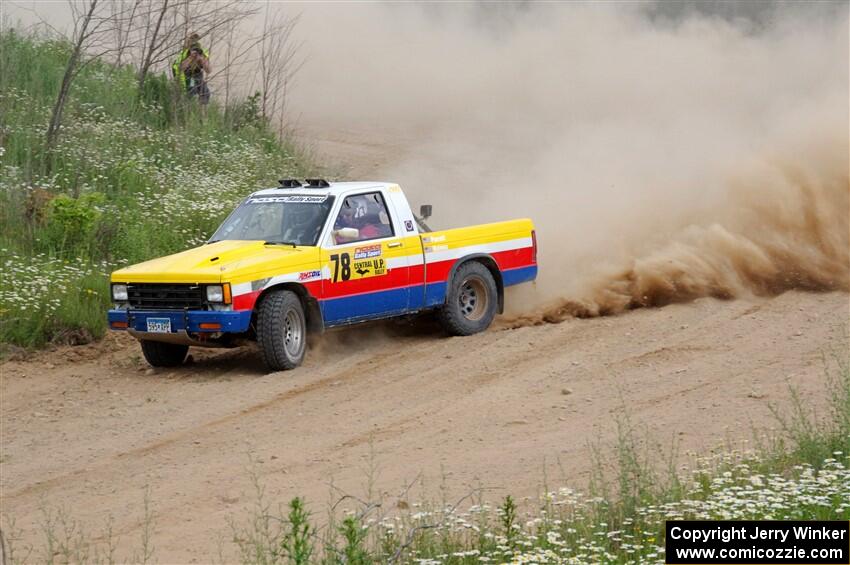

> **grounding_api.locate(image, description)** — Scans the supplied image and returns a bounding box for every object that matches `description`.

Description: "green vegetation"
[0,29,315,348]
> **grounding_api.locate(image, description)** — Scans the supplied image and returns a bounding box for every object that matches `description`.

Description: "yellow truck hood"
[111,240,319,284]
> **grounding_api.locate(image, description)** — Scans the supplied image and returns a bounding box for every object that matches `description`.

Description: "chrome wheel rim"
[283,309,303,357]
[459,276,488,321]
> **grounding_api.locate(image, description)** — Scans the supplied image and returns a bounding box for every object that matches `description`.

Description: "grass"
[0,29,318,349]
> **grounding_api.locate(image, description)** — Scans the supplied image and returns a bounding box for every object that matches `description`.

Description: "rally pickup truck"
[108,179,537,371]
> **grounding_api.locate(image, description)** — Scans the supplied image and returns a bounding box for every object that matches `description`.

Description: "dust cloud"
[287,3,849,320]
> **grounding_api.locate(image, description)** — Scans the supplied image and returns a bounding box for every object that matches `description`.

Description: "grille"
[127,283,205,310]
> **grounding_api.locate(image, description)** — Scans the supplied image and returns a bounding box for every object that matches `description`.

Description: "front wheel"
[140,340,189,367]
[256,290,307,371]
[438,261,498,336]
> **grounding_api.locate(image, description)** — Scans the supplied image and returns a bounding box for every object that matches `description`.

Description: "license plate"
[146,317,172,333]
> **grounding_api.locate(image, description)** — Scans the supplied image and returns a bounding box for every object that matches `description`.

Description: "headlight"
[112,284,128,301]
[206,285,224,303]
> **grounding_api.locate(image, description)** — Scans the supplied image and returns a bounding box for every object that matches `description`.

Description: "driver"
[333,198,392,243]
[333,204,359,244]
[334,204,356,229]
[252,207,278,239]
[356,210,388,239]
[284,205,320,244]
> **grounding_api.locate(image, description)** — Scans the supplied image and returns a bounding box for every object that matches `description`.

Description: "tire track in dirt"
[117,371,357,459]
[4,328,451,502]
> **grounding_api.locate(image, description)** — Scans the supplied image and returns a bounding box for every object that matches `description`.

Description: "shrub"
[43,193,104,256]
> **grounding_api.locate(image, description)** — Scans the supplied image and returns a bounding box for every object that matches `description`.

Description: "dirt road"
[1,289,847,561]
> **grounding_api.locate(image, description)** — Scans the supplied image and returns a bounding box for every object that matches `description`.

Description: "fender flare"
[252,282,324,334]
[443,254,505,314]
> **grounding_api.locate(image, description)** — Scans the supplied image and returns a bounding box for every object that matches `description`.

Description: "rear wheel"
[438,261,498,336]
[257,290,307,371]
[140,340,189,367]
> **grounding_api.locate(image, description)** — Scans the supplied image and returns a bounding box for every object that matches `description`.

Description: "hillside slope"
[0,31,314,348]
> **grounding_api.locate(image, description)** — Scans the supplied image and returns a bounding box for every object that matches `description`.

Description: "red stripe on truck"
[423,246,535,283]
[231,245,535,311]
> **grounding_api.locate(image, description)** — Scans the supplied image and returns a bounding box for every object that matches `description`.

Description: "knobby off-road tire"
[438,261,498,336]
[140,340,189,367]
[257,290,307,371]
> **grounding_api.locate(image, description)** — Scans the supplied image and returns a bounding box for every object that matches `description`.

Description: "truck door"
[319,191,412,325]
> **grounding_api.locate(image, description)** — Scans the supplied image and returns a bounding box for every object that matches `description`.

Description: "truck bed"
[418,218,537,308]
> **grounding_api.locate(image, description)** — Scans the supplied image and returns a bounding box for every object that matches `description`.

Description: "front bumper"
[108,309,252,334]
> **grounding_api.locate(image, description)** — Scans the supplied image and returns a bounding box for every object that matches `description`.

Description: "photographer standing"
[172,33,211,106]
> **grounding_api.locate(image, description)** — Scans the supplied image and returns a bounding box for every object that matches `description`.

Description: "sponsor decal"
[354,244,382,260]
[405,220,414,231]
[422,235,446,244]
[329,253,387,282]
[425,244,448,253]
[298,270,322,281]
[248,195,328,204]
[354,257,386,277]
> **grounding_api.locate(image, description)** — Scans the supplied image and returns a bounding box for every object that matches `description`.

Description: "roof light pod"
[305,178,330,188]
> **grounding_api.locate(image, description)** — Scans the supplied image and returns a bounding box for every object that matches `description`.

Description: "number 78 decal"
[329,252,387,282]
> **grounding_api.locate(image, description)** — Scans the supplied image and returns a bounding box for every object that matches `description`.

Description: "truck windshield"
[209,195,335,246]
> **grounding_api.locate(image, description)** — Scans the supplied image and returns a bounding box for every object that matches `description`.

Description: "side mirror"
[419,204,432,219]
[333,227,359,243]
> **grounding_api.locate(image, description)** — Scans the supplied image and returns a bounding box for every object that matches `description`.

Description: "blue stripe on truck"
[422,266,535,309]
[320,281,451,324]
[424,281,448,307]
[320,266,537,325]
[502,265,538,287]
[319,286,413,326]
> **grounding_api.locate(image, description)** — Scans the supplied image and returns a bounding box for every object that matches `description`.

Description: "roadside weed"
[281,498,314,565]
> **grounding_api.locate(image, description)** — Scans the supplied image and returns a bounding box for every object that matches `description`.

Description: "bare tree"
[199,21,268,111]
[29,0,299,146]
[256,1,302,135]
[221,20,236,108]
[132,0,256,96]
[45,0,132,149]
[192,2,302,134]
[111,0,142,66]
[136,0,170,92]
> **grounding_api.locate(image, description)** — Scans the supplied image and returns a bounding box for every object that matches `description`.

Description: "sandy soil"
[1,289,847,561]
